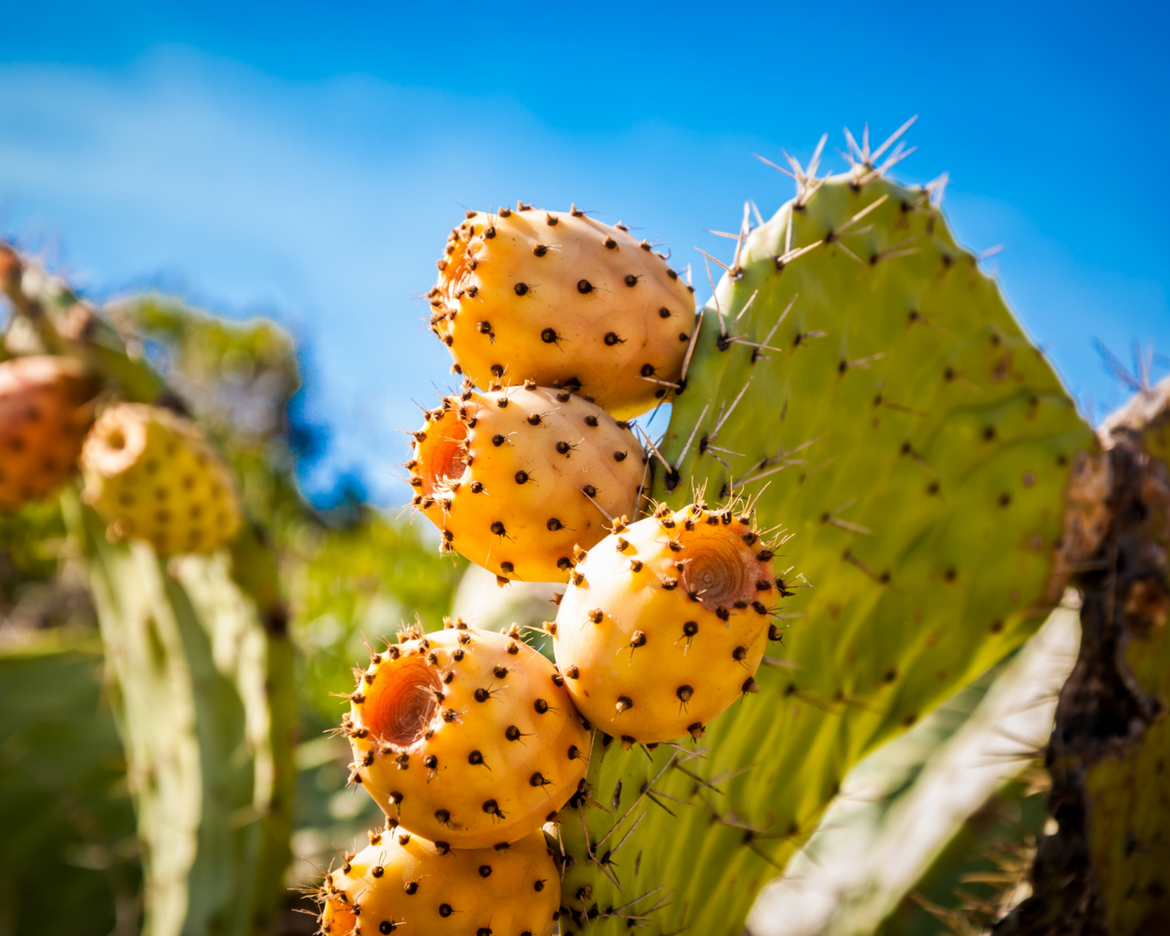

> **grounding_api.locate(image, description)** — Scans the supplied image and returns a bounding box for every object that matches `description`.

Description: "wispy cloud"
[1,47,1166,500]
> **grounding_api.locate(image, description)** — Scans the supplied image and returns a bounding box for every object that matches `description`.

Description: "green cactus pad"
[556,167,1094,935]
[77,503,295,936]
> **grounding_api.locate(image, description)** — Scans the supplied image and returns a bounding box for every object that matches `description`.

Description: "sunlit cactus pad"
[556,154,1095,934]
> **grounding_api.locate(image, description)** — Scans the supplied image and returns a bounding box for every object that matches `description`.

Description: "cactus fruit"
[409,384,645,583]
[318,827,560,936]
[80,402,242,555]
[345,623,590,849]
[429,206,697,420]
[552,502,781,743]
[0,355,94,511]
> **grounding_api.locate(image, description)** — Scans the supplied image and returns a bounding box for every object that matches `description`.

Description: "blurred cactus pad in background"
[2,122,1170,936]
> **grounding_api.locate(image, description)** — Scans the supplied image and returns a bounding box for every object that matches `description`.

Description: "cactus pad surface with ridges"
[80,506,294,936]
[555,168,1095,935]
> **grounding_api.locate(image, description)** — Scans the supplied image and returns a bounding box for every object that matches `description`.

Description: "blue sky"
[2,2,1167,504]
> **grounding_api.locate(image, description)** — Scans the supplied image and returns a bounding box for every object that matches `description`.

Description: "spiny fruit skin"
[346,625,590,849]
[0,356,95,511]
[409,385,645,583]
[430,206,697,420]
[553,503,780,743]
[318,828,560,936]
[80,403,242,555]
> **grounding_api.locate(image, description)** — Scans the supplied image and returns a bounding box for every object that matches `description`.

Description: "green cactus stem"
[556,141,1096,935]
[995,377,1170,935]
[71,490,294,936]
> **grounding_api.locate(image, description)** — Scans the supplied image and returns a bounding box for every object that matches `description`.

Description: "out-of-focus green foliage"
[0,632,139,936]
[288,513,464,721]
[0,499,93,633]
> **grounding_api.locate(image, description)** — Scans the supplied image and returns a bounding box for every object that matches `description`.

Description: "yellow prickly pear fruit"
[0,355,95,511]
[345,624,590,850]
[317,827,560,936]
[408,384,645,584]
[552,503,784,744]
[80,403,242,555]
[429,205,697,420]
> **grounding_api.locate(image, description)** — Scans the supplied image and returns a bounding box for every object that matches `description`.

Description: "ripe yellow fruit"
[553,503,784,744]
[430,206,697,420]
[318,827,560,936]
[409,384,644,583]
[0,356,94,511]
[81,403,242,555]
[345,624,590,849]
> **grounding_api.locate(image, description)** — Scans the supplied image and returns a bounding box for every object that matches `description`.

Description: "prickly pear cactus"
[555,155,1095,934]
[997,377,1170,935]
[77,500,295,936]
[3,247,296,936]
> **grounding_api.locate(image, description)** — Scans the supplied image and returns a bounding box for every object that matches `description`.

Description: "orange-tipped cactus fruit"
[344,623,590,850]
[429,205,697,420]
